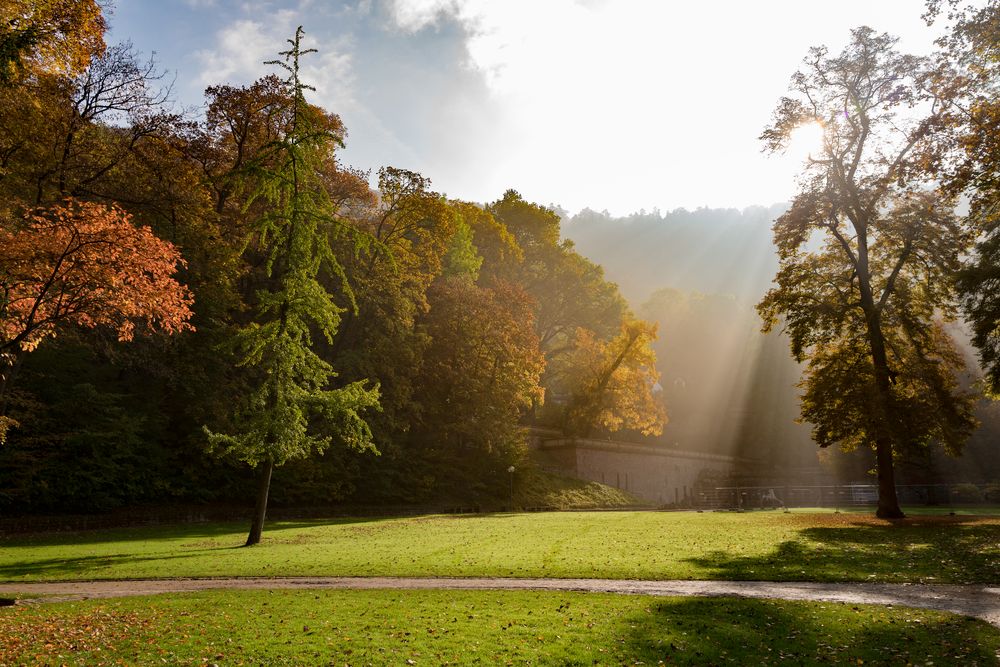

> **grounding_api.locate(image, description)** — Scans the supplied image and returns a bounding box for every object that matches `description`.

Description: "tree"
[204,28,379,546]
[321,168,454,493]
[0,0,105,84]
[562,319,666,438]
[758,28,978,518]
[484,190,630,423]
[0,41,176,210]
[929,1,1000,395]
[0,199,195,439]
[411,277,544,492]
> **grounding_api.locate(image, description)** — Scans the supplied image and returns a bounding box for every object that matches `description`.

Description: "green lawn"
[1,509,998,584]
[3,589,998,665]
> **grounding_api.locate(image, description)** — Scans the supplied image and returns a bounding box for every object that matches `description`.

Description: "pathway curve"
[2,577,999,627]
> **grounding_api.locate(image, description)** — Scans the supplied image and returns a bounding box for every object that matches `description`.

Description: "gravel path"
[2,577,999,627]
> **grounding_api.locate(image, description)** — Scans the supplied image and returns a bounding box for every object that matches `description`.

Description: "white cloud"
[195,9,357,115]
[385,0,942,214]
[387,0,460,32]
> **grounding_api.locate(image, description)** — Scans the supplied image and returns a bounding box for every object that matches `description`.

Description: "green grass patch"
[2,589,997,665]
[1,510,998,584]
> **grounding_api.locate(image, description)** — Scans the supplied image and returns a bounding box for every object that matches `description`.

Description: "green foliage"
[960,219,1000,398]
[933,3,1000,388]
[405,277,544,496]
[483,190,652,435]
[441,216,483,281]
[0,6,653,513]
[515,467,642,509]
[205,29,379,470]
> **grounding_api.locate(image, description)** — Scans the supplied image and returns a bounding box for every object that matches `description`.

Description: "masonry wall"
[535,438,739,505]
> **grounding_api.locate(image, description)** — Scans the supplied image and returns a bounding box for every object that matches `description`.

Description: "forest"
[0,3,665,521]
[2,0,1000,524]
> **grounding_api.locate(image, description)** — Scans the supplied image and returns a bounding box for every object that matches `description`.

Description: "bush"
[951,483,984,503]
[983,482,1000,503]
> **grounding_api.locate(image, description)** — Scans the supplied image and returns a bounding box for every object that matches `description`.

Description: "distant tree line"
[568,2,1000,515]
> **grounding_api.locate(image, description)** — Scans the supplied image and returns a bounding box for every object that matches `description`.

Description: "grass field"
[1,509,998,584]
[2,589,998,665]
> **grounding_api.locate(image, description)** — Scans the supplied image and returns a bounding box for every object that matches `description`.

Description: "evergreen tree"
[205,28,379,546]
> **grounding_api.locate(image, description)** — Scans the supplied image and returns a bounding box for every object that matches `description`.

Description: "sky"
[108,0,946,216]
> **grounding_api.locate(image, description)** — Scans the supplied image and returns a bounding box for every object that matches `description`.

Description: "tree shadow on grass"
[616,597,999,665]
[0,517,391,548]
[0,550,217,580]
[683,521,1000,583]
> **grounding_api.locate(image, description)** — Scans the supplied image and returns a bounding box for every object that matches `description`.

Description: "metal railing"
[696,483,995,510]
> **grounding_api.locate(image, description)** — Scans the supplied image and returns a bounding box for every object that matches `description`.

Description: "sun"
[788,121,826,161]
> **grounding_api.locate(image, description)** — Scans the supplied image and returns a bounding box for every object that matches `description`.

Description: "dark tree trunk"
[245,458,274,546]
[875,437,904,519]
[862,306,905,519]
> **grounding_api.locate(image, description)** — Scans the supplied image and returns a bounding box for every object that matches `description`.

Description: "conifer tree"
[206,28,379,546]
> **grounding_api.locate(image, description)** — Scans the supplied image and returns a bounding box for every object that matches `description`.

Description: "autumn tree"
[0,41,176,216]
[191,75,295,220]
[928,1,1000,395]
[0,199,195,438]
[487,190,627,362]
[562,319,666,438]
[323,167,454,480]
[204,29,379,546]
[758,28,978,518]
[0,0,105,84]
[484,191,634,426]
[411,277,545,491]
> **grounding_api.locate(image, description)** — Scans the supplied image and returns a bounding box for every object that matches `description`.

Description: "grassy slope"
[1,510,998,584]
[516,468,644,508]
[3,589,998,665]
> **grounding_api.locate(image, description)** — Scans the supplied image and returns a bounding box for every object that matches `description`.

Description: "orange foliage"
[566,320,666,437]
[0,199,194,357]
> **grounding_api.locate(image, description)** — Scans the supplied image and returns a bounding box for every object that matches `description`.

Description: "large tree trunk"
[245,458,274,546]
[874,436,904,518]
[862,308,906,519]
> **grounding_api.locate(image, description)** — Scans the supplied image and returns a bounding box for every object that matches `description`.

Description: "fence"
[696,483,994,510]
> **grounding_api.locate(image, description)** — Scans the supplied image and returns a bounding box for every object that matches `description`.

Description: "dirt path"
[2,577,999,627]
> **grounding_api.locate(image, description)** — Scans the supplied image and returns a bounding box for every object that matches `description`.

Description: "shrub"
[951,483,984,503]
[983,482,1000,503]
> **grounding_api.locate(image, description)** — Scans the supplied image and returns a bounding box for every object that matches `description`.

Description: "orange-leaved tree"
[563,318,666,438]
[0,199,195,432]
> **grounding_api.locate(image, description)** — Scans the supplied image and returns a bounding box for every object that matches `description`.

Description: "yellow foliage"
[1,0,106,82]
